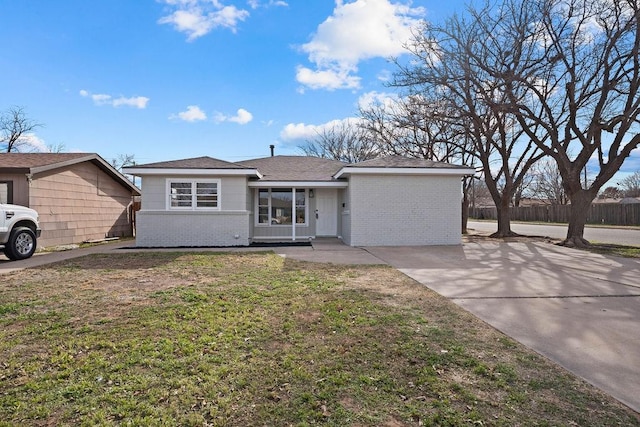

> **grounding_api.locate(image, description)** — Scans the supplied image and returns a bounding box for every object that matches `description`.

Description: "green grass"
[582,243,640,258]
[0,252,637,426]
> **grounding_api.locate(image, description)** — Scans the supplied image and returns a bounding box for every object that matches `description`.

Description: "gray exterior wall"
[135,175,251,247]
[347,174,462,246]
[340,188,352,245]
[139,175,248,211]
[136,210,250,247]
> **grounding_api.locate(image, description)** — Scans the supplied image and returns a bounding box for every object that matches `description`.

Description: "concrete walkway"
[2,238,638,413]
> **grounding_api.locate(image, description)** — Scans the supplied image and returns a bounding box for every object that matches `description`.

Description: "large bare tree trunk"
[563,190,597,248]
[491,198,516,237]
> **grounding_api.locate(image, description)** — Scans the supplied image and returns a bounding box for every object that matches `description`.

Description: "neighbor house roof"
[0,152,140,195]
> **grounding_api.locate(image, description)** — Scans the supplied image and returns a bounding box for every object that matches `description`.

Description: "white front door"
[315,188,338,236]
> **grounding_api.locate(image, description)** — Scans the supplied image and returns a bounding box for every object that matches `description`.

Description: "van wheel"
[5,227,37,260]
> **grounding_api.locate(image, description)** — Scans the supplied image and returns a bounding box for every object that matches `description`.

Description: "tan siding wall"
[349,175,462,246]
[0,173,30,206]
[29,163,133,247]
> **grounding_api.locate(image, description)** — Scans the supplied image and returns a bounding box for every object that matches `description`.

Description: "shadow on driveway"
[367,242,640,413]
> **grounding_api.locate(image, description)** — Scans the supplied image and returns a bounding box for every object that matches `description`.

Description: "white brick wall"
[136,210,250,247]
[348,175,462,246]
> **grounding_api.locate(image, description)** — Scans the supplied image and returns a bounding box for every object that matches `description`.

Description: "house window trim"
[255,188,308,227]
[166,179,221,211]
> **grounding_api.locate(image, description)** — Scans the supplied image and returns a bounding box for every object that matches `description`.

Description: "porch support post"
[291,187,296,241]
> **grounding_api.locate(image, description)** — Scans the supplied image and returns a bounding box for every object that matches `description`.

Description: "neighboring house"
[619,197,640,204]
[0,153,140,248]
[125,155,474,247]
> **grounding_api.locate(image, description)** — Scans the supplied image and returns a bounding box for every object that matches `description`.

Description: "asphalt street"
[468,220,640,246]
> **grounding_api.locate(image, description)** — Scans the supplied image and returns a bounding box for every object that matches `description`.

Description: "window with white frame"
[168,179,220,210]
[257,188,306,225]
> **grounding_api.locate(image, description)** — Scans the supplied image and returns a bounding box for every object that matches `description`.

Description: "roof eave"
[333,167,476,179]
[124,167,263,179]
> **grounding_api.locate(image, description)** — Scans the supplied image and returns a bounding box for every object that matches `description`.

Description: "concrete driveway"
[367,242,640,413]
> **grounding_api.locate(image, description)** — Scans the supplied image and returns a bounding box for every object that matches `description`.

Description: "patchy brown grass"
[0,251,638,426]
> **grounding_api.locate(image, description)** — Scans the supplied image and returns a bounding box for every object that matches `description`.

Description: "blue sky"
[1,0,637,182]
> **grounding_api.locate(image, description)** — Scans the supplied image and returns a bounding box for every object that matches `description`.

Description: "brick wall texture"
[136,211,250,247]
[347,174,462,246]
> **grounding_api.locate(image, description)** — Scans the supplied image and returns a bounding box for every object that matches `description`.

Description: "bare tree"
[360,94,477,232]
[599,186,624,199]
[0,106,43,152]
[111,154,137,184]
[618,171,640,197]
[46,142,66,153]
[393,15,546,237]
[477,0,640,246]
[530,159,568,204]
[359,95,459,161]
[298,120,379,163]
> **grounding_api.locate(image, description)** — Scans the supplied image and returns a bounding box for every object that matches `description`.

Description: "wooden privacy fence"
[470,203,640,226]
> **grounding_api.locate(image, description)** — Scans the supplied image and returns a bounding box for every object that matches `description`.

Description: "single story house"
[0,153,140,248]
[125,154,474,247]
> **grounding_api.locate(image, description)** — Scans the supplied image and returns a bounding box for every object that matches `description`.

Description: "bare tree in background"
[359,95,459,162]
[599,186,624,199]
[111,154,137,184]
[360,94,477,232]
[46,142,66,153]
[393,16,546,237]
[299,121,379,163]
[483,0,640,246]
[530,159,568,205]
[0,106,43,152]
[618,171,640,197]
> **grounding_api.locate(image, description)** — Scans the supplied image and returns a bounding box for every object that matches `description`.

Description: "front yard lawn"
[0,252,638,426]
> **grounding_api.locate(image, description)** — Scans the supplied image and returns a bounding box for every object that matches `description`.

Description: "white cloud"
[214,108,253,124]
[112,96,150,109]
[248,0,288,9]
[158,0,249,41]
[357,90,399,110]
[296,0,425,91]
[280,117,361,141]
[170,105,207,122]
[80,89,149,109]
[17,134,49,152]
[295,66,360,91]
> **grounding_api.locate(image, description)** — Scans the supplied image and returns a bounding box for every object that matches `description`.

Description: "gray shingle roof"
[349,155,470,169]
[0,152,93,169]
[236,156,346,182]
[131,156,252,170]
